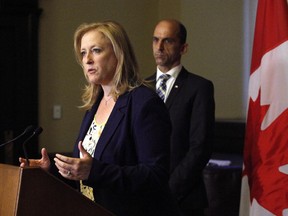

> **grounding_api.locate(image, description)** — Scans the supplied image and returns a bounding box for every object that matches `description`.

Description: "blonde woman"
[20,21,178,216]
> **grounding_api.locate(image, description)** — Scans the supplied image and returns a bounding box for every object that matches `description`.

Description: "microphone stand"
[22,127,43,166]
[0,125,34,148]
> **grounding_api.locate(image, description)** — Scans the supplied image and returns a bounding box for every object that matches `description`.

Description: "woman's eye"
[80,51,86,57]
[92,48,101,53]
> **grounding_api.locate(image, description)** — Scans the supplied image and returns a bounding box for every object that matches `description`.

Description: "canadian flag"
[240,0,288,215]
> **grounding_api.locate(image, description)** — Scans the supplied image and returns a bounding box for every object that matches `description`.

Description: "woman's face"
[80,30,117,86]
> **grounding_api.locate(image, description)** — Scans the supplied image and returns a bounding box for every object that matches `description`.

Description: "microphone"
[0,125,34,148]
[23,127,43,166]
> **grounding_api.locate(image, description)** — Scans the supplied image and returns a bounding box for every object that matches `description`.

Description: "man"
[148,19,215,216]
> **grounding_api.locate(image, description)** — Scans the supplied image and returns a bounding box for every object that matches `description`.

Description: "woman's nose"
[85,52,93,64]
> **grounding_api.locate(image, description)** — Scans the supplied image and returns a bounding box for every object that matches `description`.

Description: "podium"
[0,164,114,216]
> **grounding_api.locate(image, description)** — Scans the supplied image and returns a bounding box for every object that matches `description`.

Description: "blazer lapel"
[166,68,187,108]
[73,97,101,158]
[78,99,101,141]
[94,92,128,160]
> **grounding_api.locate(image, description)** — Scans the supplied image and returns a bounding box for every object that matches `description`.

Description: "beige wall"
[182,1,244,118]
[38,0,253,152]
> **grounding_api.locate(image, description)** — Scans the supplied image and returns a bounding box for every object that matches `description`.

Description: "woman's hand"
[54,141,93,180]
[19,148,51,172]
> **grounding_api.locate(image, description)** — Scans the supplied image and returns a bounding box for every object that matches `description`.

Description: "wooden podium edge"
[0,164,22,215]
[0,164,114,216]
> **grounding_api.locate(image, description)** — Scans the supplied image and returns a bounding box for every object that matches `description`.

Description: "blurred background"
[0,0,256,158]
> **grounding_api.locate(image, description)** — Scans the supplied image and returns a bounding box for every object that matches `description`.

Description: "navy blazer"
[148,67,215,210]
[73,85,179,216]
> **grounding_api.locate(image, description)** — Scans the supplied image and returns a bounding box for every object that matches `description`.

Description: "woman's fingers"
[54,154,76,178]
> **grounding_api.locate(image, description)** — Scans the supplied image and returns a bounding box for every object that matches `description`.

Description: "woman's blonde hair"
[74,21,142,110]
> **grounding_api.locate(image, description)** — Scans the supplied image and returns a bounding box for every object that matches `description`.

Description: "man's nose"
[156,41,164,50]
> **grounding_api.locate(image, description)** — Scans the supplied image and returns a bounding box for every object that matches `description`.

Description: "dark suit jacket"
[72,85,179,216]
[148,67,215,211]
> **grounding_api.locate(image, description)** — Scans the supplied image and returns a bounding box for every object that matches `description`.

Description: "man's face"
[152,21,187,72]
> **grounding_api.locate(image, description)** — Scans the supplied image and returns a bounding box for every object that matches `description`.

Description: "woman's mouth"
[88,68,96,73]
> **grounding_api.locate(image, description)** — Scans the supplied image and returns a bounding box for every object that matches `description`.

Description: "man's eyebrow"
[153,36,173,40]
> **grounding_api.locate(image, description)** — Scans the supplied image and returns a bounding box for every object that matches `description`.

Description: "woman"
[20,21,178,216]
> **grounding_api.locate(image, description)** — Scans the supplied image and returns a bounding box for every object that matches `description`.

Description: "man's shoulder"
[180,67,213,85]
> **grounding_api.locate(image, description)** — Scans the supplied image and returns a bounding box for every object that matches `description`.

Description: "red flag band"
[240,0,288,215]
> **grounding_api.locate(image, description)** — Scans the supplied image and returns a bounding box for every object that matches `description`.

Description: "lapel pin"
[174,85,179,88]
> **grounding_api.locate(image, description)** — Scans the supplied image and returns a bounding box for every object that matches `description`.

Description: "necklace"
[103,95,113,106]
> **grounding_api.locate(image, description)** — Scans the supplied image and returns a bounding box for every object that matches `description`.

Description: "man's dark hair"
[178,22,187,45]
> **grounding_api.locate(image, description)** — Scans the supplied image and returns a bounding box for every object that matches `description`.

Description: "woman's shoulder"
[130,84,158,100]
[117,84,163,108]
